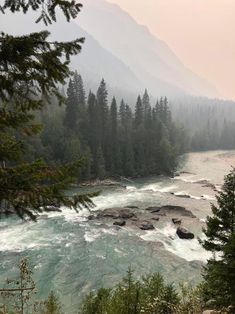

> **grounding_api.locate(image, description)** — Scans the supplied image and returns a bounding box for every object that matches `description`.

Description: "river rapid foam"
[0,150,234,313]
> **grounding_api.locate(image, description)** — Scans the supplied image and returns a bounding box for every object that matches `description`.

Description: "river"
[0,150,235,313]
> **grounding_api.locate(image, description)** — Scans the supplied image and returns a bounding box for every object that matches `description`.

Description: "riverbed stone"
[159,205,196,218]
[87,215,95,221]
[127,205,139,209]
[113,220,126,226]
[151,217,160,221]
[176,227,194,239]
[145,206,160,213]
[101,207,135,219]
[137,221,155,230]
[172,218,182,224]
[45,206,62,212]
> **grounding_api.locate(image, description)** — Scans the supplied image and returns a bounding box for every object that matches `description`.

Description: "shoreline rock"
[147,205,196,218]
[113,220,126,226]
[81,179,126,188]
[176,227,194,239]
[98,208,136,220]
[137,221,155,230]
[172,218,182,224]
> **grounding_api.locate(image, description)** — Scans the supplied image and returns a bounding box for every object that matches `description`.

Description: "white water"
[0,150,234,313]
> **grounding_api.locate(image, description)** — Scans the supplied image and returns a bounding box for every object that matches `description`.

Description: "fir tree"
[0,1,95,220]
[110,97,118,173]
[134,96,143,128]
[96,79,109,167]
[64,79,78,131]
[201,169,235,307]
[74,71,86,109]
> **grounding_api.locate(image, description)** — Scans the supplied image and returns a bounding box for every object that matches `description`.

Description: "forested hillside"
[25,72,188,180]
[24,72,235,182]
[171,99,235,151]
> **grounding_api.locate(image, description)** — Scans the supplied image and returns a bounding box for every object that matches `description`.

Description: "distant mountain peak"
[79,0,219,99]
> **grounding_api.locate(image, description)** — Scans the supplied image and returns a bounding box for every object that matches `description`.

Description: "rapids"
[0,150,235,313]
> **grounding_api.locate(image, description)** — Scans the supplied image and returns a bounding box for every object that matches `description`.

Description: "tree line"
[171,99,235,151]
[27,72,187,181]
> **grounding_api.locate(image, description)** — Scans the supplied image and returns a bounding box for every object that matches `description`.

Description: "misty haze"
[0,1,234,313]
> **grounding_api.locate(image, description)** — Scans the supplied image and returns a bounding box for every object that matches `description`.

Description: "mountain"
[77,0,219,98]
[0,11,144,102]
[0,1,219,100]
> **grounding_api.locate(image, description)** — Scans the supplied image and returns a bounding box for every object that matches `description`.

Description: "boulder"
[44,206,62,212]
[119,209,135,219]
[160,205,196,218]
[172,218,182,224]
[101,208,135,219]
[101,208,120,219]
[176,227,194,239]
[137,221,155,230]
[174,193,191,199]
[151,217,160,221]
[113,220,126,227]
[145,206,160,213]
[87,215,94,221]
[127,205,139,209]
[130,217,138,221]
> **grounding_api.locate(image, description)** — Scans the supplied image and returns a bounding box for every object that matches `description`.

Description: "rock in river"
[137,221,155,230]
[113,220,126,226]
[172,218,182,224]
[100,207,136,219]
[145,206,160,213]
[176,227,194,239]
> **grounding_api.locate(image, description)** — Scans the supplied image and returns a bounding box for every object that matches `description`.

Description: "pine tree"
[201,169,235,308]
[95,146,106,179]
[110,97,118,173]
[119,99,126,127]
[134,96,143,128]
[42,291,63,314]
[142,89,151,128]
[74,71,86,109]
[0,1,95,220]
[64,79,78,131]
[96,79,109,170]
[72,71,87,142]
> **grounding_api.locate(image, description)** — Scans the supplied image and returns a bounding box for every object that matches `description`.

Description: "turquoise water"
[0,151,235,313]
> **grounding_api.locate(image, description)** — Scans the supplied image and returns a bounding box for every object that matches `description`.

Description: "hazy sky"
[110,0,235,100]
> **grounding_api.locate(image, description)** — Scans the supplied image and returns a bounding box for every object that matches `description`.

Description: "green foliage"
[40,291,63,314]
[80,270,183,314]
[0,259,63,314]
[0,0,83,25]
[201,169,235,308]
[37,79,186,180]
[0,0,97,219]
[0,258,36,314]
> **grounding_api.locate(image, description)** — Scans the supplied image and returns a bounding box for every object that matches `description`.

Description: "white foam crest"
[0,222,49,252]
[84,229,101,242]
[174,191,201,200]
[92,189,153,211]
[62,208,91,223]
[175,176,211,184]
[141,224,211,262]
[140,184,177,193]
[201,195,216,201]
[126,186,137,191]
[174,175,197,183]
[101,228,118,236]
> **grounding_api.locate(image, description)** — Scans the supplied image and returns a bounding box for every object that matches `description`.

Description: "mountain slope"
[0,11,144,101]
[78,0,219,98]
